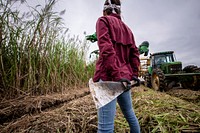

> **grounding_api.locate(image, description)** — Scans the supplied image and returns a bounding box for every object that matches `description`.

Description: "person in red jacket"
[93,0,141,132]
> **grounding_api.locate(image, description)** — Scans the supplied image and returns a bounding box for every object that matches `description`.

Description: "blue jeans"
[97,90,140,133]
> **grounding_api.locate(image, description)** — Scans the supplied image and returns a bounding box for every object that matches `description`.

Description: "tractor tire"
[183,65,198,73]
[181,65,200,90]
[144,73,151,88]
[192,66,200,90]
[151,68,165,91]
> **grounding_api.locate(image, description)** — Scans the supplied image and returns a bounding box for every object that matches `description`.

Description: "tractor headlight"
[170,68,175,71]
[170,66,181,71]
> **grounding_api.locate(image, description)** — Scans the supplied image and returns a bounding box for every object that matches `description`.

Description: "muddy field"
[0,86,199,133]
[166,88,200,106]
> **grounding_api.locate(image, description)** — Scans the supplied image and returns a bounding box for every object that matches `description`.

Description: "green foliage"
[0,0,95,98]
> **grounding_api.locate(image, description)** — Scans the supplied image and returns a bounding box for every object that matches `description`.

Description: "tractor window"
[166,53,176,62]
[155,56,165,65]
[154,53,175,66]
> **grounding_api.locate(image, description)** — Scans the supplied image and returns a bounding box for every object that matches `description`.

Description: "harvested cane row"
[0,94,97,133]
[0,88,90,125]
[131,86,200,133]
[166,88,200,106]
[0,86,200,133]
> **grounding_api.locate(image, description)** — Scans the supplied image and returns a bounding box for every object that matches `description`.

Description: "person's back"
[93,13,140,82]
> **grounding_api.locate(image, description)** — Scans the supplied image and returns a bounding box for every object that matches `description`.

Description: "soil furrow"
[0,88,90,125]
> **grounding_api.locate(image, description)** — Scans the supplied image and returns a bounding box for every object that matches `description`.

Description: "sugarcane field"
[0,1,200,133]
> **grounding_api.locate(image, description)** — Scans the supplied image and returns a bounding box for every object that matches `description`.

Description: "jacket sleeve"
[96,17,121,81]
[129,37,140,77]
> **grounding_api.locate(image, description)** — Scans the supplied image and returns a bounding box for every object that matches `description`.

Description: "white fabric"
[103,0,121,13]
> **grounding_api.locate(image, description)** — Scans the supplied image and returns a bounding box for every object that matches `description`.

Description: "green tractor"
[144,51,200,91]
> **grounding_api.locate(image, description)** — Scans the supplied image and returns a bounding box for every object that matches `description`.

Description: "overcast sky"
[24,0,200,67]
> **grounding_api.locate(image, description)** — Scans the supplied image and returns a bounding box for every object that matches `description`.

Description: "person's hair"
[104,0,121,15]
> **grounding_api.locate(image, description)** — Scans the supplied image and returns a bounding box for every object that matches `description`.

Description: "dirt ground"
[0,87,95,133]
[0,86,199,133]
[166,87,200,106]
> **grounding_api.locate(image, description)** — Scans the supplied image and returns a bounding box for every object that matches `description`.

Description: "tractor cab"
[151,51,175,68]
[148,51,182,75]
